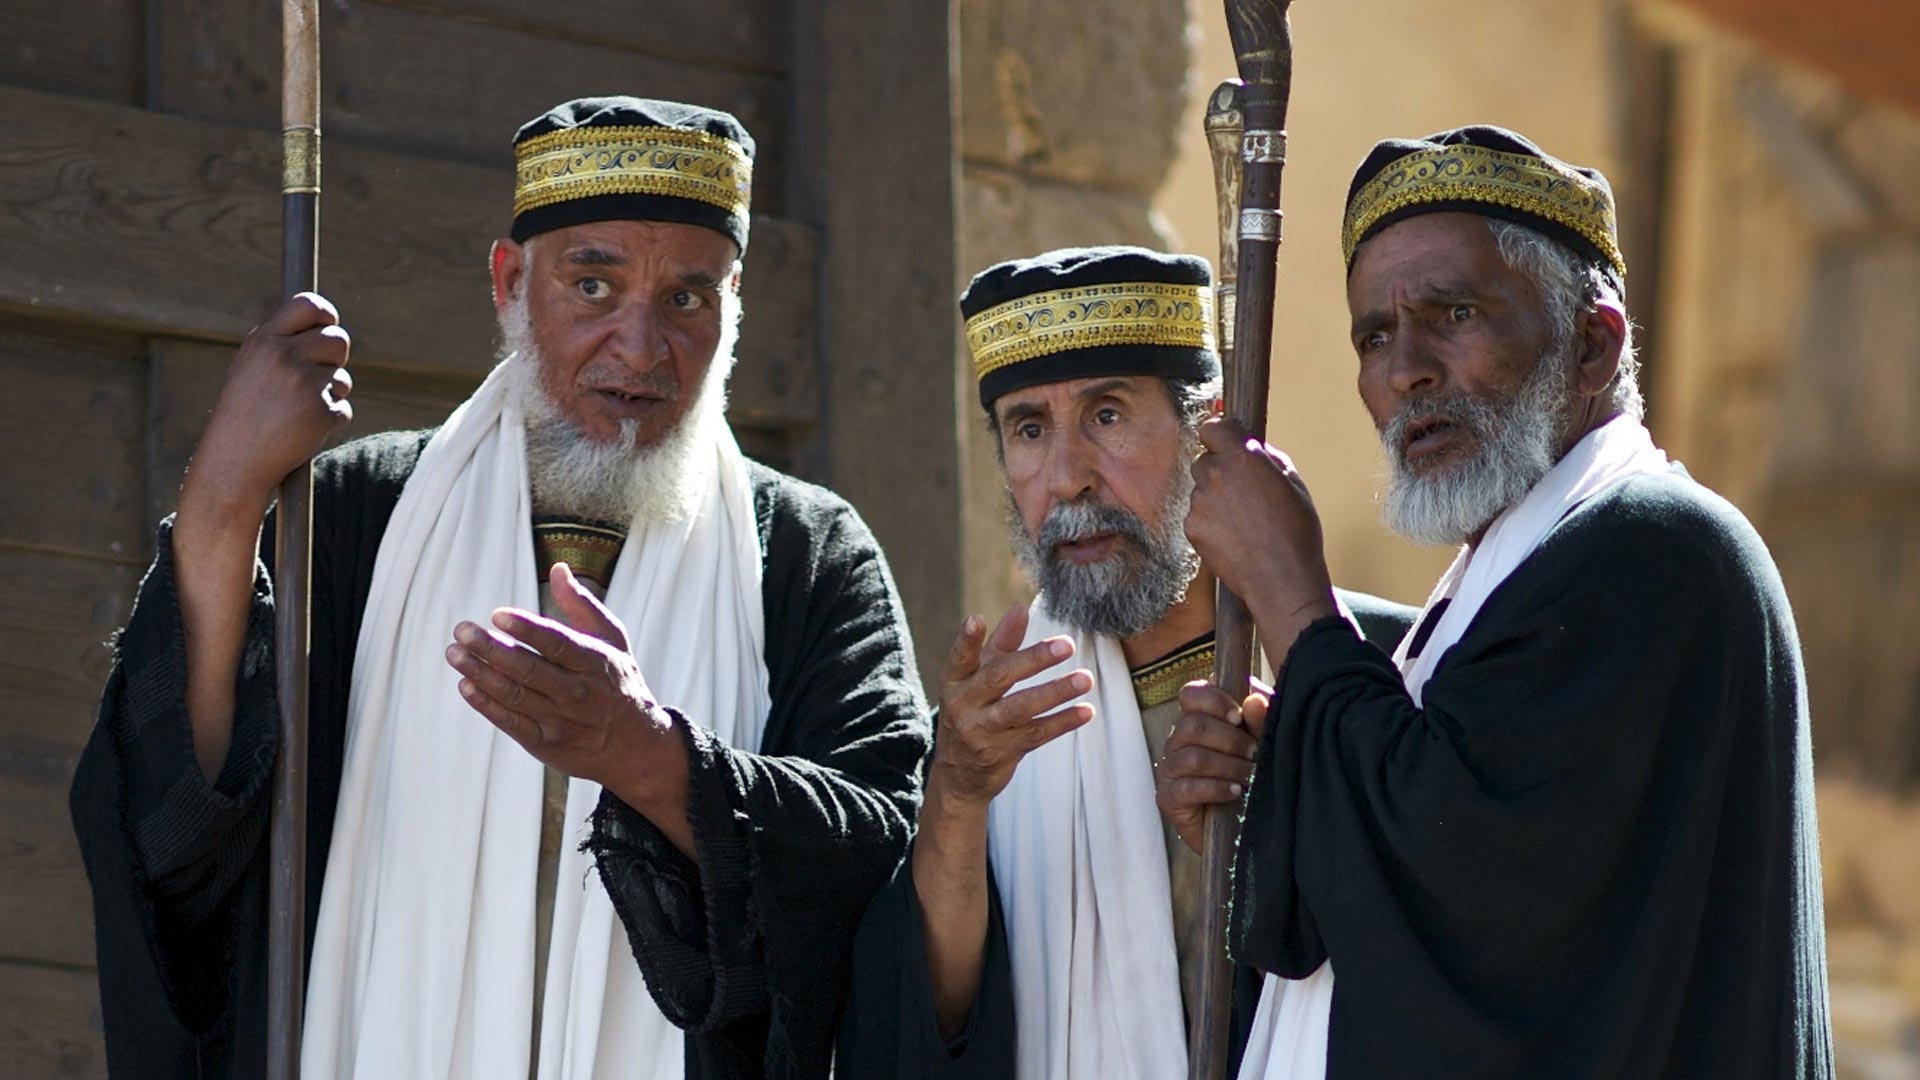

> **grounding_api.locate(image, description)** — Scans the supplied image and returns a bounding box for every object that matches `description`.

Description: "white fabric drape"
[301,360,771,1080]
[988,599,1190,1080]
[1235,415,1670,1078]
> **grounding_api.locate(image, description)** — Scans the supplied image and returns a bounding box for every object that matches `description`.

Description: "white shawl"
[1234,415,1670,1078]
[301,360,772,1080]
[988,599,1189,1080]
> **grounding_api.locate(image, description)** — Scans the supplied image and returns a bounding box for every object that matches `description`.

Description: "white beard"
[496,289,739,526]
[1378,339,1575,548]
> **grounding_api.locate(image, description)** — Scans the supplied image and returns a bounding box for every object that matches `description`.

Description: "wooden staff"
[1191,2,1294,1077]
[271,0,320,1075]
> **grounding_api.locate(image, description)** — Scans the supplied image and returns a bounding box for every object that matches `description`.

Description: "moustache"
[1037,498,1151,556]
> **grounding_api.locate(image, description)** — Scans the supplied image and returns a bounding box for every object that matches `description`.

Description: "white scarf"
[988,599,1189,1080]
[301,361,771,1080]
[1234,415,1670,1078]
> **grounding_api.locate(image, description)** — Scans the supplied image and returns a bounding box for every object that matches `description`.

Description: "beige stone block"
[1773,241,1920,476]
[1833,100,1920,227]
[960,167,1173,274]
[958,0,1191,196]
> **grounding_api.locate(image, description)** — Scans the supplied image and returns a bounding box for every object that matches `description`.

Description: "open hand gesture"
[444,563,679,804]
[930,604,1095,807]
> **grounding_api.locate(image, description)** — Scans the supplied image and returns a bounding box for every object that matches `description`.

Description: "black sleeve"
[1231,496,1793,1077]
[589,486,931,1074]
[836,854,1017,1077]
[67,520,280,1048]
[1332,586,1418,654]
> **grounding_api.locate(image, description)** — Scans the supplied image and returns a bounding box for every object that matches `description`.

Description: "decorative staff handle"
[1191,3,1294,1078]
[1204,79,1245,378]
[270,0,320,1076]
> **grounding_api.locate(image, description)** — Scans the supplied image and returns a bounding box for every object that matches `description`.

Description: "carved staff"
[1192,2,1294,1077]
[271,0,320,1075]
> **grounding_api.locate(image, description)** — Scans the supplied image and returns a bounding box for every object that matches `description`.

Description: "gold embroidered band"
[514,124,752,218]
[965,282,1215,381]
[1342,144,1625,282]
[1132,639,1217,711]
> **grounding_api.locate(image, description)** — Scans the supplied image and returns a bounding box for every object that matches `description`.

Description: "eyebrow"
[1074,377,1137,403]
[1350,282,1485,337]
[997,399,1047,426]
[562,247,626,268]
[677,271,724,290]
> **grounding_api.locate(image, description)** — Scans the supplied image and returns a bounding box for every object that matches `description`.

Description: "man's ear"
[1572,297,1627,399]
[489,238,526,314]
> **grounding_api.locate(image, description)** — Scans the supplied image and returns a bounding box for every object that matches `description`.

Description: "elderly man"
[1179,126,1833,1078]
[70,97,928,1080]
[837,246,1414,1077]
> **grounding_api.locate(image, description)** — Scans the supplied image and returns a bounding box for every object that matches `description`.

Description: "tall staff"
[271,0,321,1075]
[1191,2,1294,1077]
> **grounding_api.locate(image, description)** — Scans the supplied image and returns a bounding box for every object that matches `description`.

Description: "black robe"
[70,429,931,1080]
[1232,467,1833,1078]
[836,590,1415,1077]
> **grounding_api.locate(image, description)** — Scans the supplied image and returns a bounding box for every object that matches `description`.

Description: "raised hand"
[929,603,1095,807]
[914,603,1095,1038]
[174,292,352,780]
[1155,680,1270,853]
[444,563,683,813]
[183,292,353,520]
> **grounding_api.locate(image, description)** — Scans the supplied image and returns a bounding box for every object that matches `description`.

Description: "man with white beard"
[1179,126,1833,1078]
[71,97,929,1080]
[837,246,1415,1078]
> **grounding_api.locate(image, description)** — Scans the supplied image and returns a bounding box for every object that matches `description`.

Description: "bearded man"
[837,246,1414,1078]
[1179,126,1833,1078]
[69,97,929,1080]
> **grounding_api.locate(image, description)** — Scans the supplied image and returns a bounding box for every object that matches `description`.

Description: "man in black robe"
[70,96,928,1079]
[1179,125,1833,1078]
[836,246,1414,1077]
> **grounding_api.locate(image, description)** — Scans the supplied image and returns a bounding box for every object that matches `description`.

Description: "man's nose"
[1385,327,1443,399]
[1046,428,1099,504]
[606,301,670,373]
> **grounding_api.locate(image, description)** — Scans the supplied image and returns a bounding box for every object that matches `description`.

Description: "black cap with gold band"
[511,96,754,253]
[1342,125,1625,294]
[962,245,1220,412]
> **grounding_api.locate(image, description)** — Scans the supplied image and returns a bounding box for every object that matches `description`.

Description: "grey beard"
[1010,464,1200,638]
[1378,341,1575,547]
[496,291,736,526]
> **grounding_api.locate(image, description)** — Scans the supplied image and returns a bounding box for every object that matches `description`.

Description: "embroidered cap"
[1342,125,1625,292]
[962,246,1219,412]
[512,96,754,252]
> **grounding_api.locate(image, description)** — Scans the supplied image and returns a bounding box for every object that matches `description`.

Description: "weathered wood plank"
[0,548,138,982]
[0,743,98,971]
[150,0,787,210]
[787,0,961,684]
[0,85,818,429]
[0,0,141,105]
[0,323,146,563]
[373,0,787,76]
[0,961,106,1079]
[0,548,136,743]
